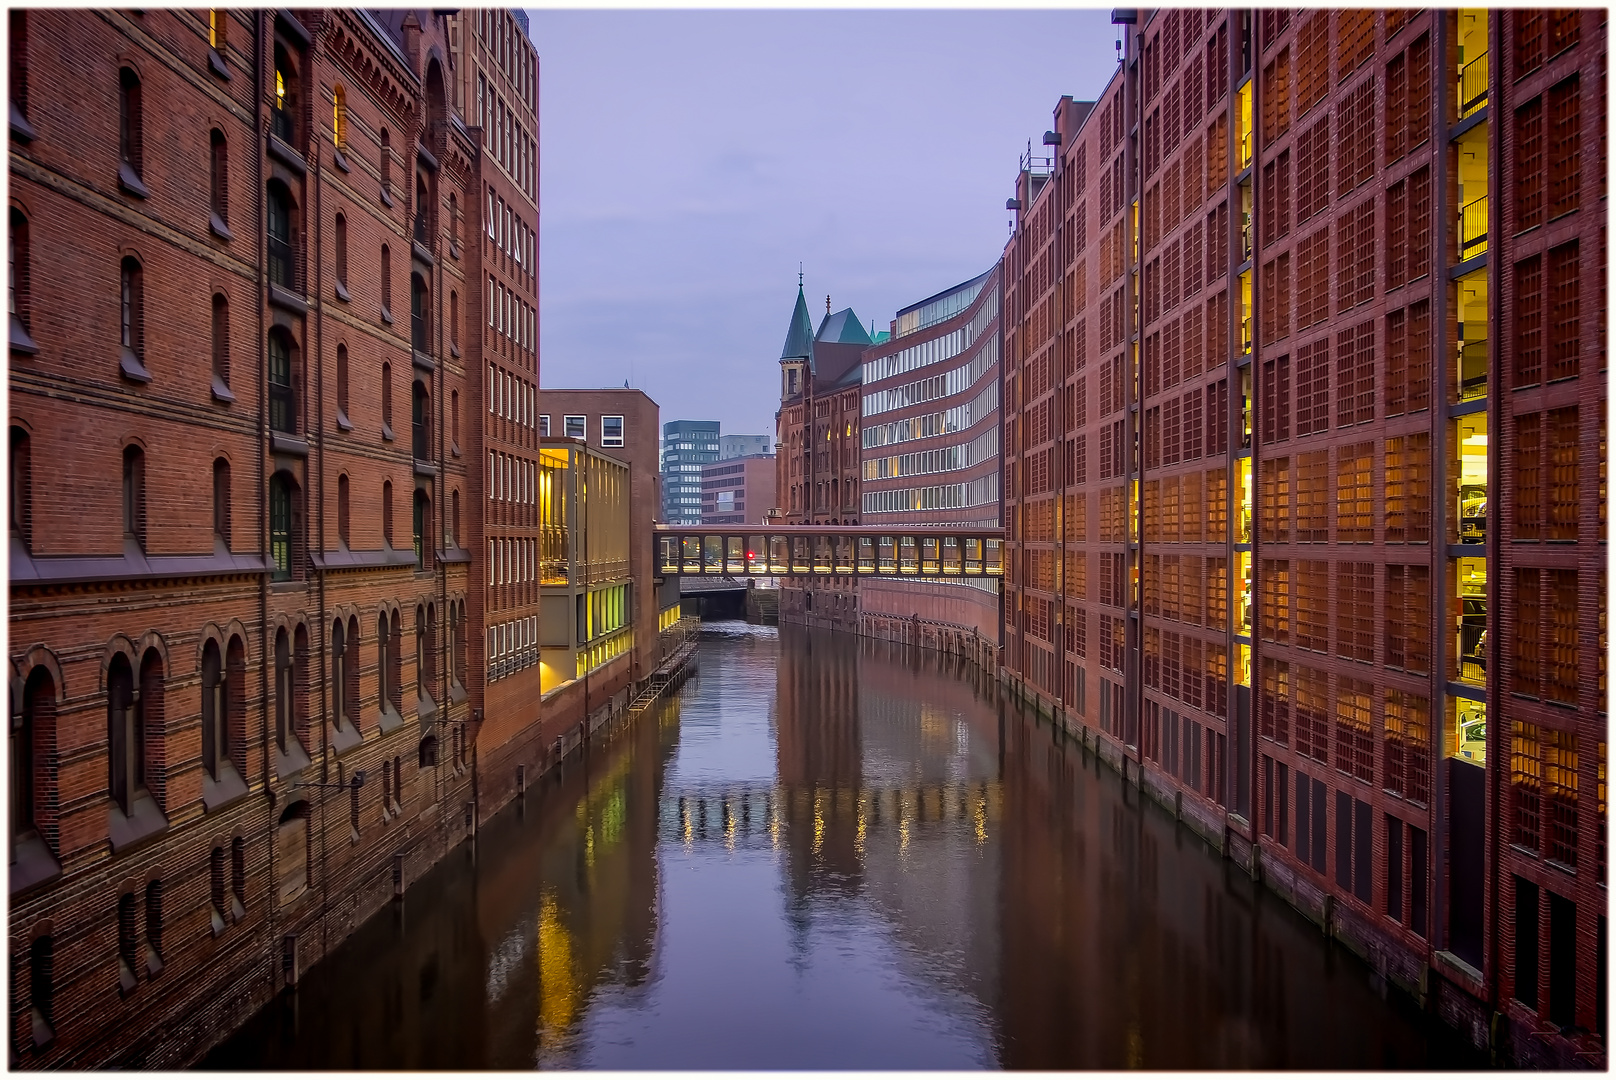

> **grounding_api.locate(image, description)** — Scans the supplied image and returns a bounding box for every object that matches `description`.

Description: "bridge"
[657,780,1004,844]
[654,524,1004,579]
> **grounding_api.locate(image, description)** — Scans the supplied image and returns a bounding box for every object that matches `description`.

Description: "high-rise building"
[858,267,1005,655]
[999,10,1606,1067]
[720,433,772,460]
[775,287,867,630]
[660,419,720,524]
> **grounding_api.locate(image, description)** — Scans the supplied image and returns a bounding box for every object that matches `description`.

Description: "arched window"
[267,182,295,290]
[271,44,296,144]
[269,472,293,579]
[412,490,431,570]
[116,891,138,990]
[211,293,229,391]
[418,735,438,769]
[15,666,55,841]
[120,256,144,361]
[335,342,349,422]
[337,473,350,547]
[332,83,347,151]
[107,652,141,814]
[410,272,429,352]
[445,604,458,691]
[10,207,32,346]
[333,212,347,291]
[455,601,468,687]
[118,67,143,183]
[381,479,394,548]
[414,173,430,245]
[273,628,292,751]
[448,192,458,248]
[344,616,360,732]
[450,389,459,445]
[331,619,350,730]
[201,639,225,779]
[411,380,430,462]
[209,130,228,229]
[449,290,459,349]
[212,457,230,549]
[268,329,295,434]
[11,425,30,552]
[377,611,392,718]
[208,9,226,51]
[122,445,146,550]
[379,128,391,196]
[451,488,460,549]
[381,361,393,434]
[414,605,426,696]
[380,243,392,315]
[388,610,403,712]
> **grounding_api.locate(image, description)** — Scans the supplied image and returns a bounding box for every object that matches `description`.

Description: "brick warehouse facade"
[858,267,1005,664]
[999,9,1606,1068]
[776,285,865,632]
[1,8,641,1067]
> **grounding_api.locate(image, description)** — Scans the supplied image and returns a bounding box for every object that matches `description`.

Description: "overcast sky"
[529,8,1119,439]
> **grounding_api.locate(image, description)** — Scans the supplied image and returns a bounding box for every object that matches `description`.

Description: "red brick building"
[1000,9,1606,1067]
[858,266,1004,660]
[775,285,864,631]
[701,452,774,526]
[3,8,591,1066]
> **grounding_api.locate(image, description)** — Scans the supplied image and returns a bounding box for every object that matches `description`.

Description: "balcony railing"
[1458,339,1489,402]
[1460,194,1488,257]
[1459,50,1489,119]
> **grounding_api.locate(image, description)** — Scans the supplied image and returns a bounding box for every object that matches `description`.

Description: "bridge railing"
[655,530,1002,578]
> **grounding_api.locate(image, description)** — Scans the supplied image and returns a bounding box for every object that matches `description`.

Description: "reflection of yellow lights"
[585,826,595,869]
[813,793,824,856]
[856,802,866,857]
[899,819,910,855]
[974,797,987,845]
[537,891,577,1037]
[725,812,735,854]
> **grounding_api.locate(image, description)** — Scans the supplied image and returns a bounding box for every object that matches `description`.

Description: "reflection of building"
[660,419,719,525]
[776,288,868,630]
[999,10,1606,1067]
[700,453,775,525]
[857,267,1004,662]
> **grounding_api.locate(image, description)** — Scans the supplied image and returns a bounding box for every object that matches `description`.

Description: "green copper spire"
[779,284,816,363]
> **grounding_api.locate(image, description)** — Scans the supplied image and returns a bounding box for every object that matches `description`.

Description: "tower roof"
[779,285,816,364]
[815,306,873,346]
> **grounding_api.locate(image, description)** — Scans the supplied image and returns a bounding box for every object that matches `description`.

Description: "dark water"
[204,622,1484,1069]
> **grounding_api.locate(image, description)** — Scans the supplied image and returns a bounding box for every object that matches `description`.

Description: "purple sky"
[528,9,1119,438]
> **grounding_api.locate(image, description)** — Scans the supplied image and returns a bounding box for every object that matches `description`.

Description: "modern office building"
[857,267,1005,658]
[999,9,1605,1068]
[660,419,720,525]
[700,453,776,526]
[776,286,868,630]
[719,433,772,460]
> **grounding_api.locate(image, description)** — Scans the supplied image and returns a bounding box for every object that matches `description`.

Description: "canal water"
[204,622,1483,1070]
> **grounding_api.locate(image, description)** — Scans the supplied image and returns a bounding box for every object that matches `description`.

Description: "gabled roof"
[811,342,865,391]
[779,286,816,364]
[815,306,873,346]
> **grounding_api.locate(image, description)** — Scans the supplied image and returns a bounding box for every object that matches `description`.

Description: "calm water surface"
[204,622,1483,1069]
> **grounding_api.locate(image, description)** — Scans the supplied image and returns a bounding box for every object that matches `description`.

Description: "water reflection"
[204,621,1480,1070]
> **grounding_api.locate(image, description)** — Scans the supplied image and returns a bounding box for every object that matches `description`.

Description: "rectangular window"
[1515,875,1541,1008]
[1387,815,1405,922]
[1548,240,1581,381]
[1517,96,1546,232]
[1548,75,1581,220]
[1516,253,1546,387]
[601,415,624,447]
[564,415,585,440]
